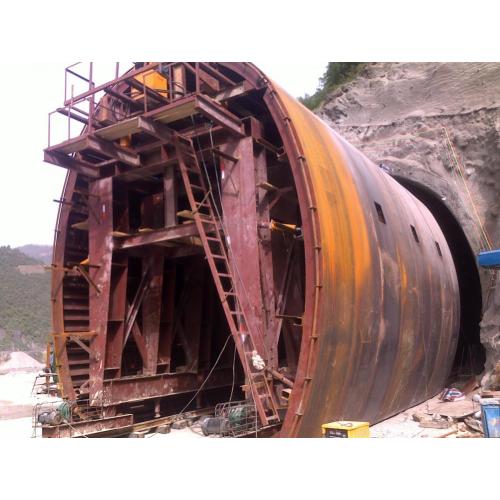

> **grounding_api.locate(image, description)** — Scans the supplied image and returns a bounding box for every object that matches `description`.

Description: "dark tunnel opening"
[393,176,485,380]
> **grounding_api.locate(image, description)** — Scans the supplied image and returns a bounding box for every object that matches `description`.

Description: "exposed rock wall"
[317,63,500,388]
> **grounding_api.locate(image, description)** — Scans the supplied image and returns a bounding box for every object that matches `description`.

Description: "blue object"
[481,400,500,438]
[478,250,500,269]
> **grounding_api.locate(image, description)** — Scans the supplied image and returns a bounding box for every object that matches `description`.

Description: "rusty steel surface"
[46,62,460,437]
[271,84,460,436]
[41,414,134,438]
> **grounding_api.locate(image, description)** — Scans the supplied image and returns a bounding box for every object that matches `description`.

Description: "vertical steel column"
[141,247,164,375]
[254,144,279,368]
[221,136,268,358]
[88,177,114,405]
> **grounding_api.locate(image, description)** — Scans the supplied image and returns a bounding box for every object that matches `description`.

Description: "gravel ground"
[0,371,481,438]
[0,370,61,438]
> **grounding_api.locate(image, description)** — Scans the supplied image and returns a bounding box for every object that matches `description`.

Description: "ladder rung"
[212,254,226,260]
[190,184,205,191]
[177,210,215,223]
[218,273,232,278]
[266,415,280,421]
[206,236,220,241]
[225,292,237,297]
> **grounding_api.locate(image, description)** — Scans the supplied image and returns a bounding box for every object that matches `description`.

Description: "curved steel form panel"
[46,62,460,437]
[271,84,460,435]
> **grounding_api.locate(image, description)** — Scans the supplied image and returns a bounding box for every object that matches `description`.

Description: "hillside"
[0,246,51,357]
[16,244,52,264]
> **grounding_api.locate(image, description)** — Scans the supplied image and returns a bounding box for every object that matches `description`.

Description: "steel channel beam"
[41,414,134,438]
[101,368,233,406]
[114,222,200,250]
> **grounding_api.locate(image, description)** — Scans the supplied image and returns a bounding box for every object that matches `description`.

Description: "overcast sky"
[0,62,327,247]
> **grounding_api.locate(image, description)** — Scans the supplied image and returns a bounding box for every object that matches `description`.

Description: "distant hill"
[0,246,51,357]
[16,244,53,264]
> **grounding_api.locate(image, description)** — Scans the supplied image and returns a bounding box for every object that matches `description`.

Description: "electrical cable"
[176,334,232,417]
[189,121,265,416]
[229,343,237,403]
[191,118,269,351]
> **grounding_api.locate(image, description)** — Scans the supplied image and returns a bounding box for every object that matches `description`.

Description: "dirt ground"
[370,392,481,438]
[0,370,61,438]
[0,371,484,438]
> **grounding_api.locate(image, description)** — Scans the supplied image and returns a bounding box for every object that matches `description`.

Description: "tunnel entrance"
[394,176,485,381]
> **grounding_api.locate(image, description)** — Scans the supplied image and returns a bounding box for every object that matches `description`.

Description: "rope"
[229,343,237,403]
[442,126,493,250]
[176,334,232,416]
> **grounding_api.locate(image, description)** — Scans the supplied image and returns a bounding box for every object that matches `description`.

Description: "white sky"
[0,62,326,247]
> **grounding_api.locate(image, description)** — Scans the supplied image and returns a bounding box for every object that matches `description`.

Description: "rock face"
[317,62,500,388]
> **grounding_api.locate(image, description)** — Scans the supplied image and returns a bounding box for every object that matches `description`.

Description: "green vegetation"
[299,62,366,110]
[0,246,51,353]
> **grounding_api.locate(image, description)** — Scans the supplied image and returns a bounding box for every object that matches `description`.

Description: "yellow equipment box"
[132,69,168,100]
[322,421,370,438]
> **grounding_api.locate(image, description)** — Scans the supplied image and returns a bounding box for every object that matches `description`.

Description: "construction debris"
[413,413,453,429]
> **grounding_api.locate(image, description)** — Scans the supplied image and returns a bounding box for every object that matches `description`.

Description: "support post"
[220,136,267,357]
[88,177,114,405]
[142,247,164,375]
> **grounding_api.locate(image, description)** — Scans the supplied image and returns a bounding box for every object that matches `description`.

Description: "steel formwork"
[44,62,460,437]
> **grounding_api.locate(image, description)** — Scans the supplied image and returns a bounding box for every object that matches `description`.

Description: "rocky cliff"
[317,63,500,389]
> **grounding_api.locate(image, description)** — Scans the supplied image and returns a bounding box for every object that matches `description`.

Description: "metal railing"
[46,62,229,148]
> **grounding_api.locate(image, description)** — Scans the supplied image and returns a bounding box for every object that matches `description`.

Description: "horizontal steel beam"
[101,368,233,406]
[137,116,175,141]
[194,94,245,137]
[46,134,140,167]
[41,414,134,438]
[114,222,201,250]
[44,151,100,178]
[85,136,140,166]
[78,407,215,438]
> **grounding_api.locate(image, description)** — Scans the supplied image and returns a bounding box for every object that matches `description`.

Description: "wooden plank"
[46,135,90,155]
[148,95,197,124]
[94,117,141,141]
